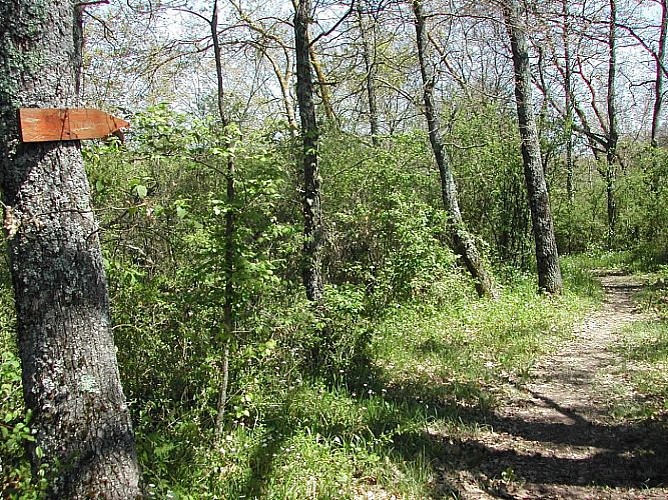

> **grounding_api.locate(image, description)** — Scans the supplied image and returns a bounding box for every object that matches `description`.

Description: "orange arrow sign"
[18,108,129,142]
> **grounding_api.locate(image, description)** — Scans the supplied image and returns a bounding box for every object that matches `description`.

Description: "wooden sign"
[18,108,129,142]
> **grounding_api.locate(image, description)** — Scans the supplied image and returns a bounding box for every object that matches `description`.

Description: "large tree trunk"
[412,0,496,299]
[502,0,563,294]
[295,0,324,302]
[0,1,141,497]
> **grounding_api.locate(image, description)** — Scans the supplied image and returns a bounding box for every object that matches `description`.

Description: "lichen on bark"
[0,1,141,497]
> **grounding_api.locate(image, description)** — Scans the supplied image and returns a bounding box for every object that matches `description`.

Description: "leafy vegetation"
[615,319,668,420]
[10,79,668,496]
[0,106,608,496]
[12,71,668,495]
[4,0,668,495]
[1,261,598,498]
[613,266,668,421]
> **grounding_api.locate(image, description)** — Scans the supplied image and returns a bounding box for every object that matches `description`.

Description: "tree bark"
[0,1,141,497]
[502,0,563,294]
[412,0,497,299]
[357,3,380,147]
[605,0,619,247]
[295,0,324,302]
[562,0,575,206]
[210,0,235,440]
[651,0,667,147]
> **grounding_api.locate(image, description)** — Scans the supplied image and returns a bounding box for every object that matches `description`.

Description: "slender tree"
[295,0,325,302]
[502,0,563,294]
[0,1,141,496]
[562,0,575,205]
[357,1,381,146]
[412,0,497,299]
[228,0,298,131]
[651,0,668,147]
[537,0,620,246]
[309,45,338,126]
[604,0,619,247]
[210,0,236,441]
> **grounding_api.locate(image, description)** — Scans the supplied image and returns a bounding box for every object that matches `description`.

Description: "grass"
[602,259,668,421]
[560,250,637,275]
[612,320,668,420]
[135,269,599,499]
[374,277,592,389]
[1,262,601,499]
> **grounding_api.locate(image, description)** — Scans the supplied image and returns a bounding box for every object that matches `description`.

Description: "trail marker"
[18,108,129,142]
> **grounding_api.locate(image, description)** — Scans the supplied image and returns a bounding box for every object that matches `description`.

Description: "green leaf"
[136,184,148,199]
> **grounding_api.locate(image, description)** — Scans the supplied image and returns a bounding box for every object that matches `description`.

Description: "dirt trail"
[447,273,668,499]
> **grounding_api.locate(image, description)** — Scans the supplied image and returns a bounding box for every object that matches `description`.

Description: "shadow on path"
[376,272,668,498]
[466,393,668,489]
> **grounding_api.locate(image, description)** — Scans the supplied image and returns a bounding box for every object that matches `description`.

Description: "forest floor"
[441,272,668,499]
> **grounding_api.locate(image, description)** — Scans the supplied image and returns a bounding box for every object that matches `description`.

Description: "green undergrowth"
[614,320,668,420]
[560,250,637,276]
[373,273,596,403]
[0,284,47,498]
[613,266,668,421]
[133,268,599,499]
[1,263,600,499]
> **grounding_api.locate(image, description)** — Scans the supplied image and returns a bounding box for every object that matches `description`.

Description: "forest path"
[446,273,668,499]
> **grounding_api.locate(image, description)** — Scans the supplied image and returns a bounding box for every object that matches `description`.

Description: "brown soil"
[442,273,668,499]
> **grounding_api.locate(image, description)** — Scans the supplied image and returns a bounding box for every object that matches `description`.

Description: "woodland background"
[2,0,668,497]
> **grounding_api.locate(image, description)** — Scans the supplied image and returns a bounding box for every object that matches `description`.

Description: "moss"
[0,0,49,138]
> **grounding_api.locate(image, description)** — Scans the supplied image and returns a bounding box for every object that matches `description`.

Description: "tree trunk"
[652,0,667,148]
[263,50,298,132]
[211,0,236,440]
[0,1,141,497]
[412,0,497,299]
[502,0,563,294]
[309,45,337,127]
[562,0,575,206]
[357,3,380,147]
[295,0,324,302]
[605,0,619,248]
